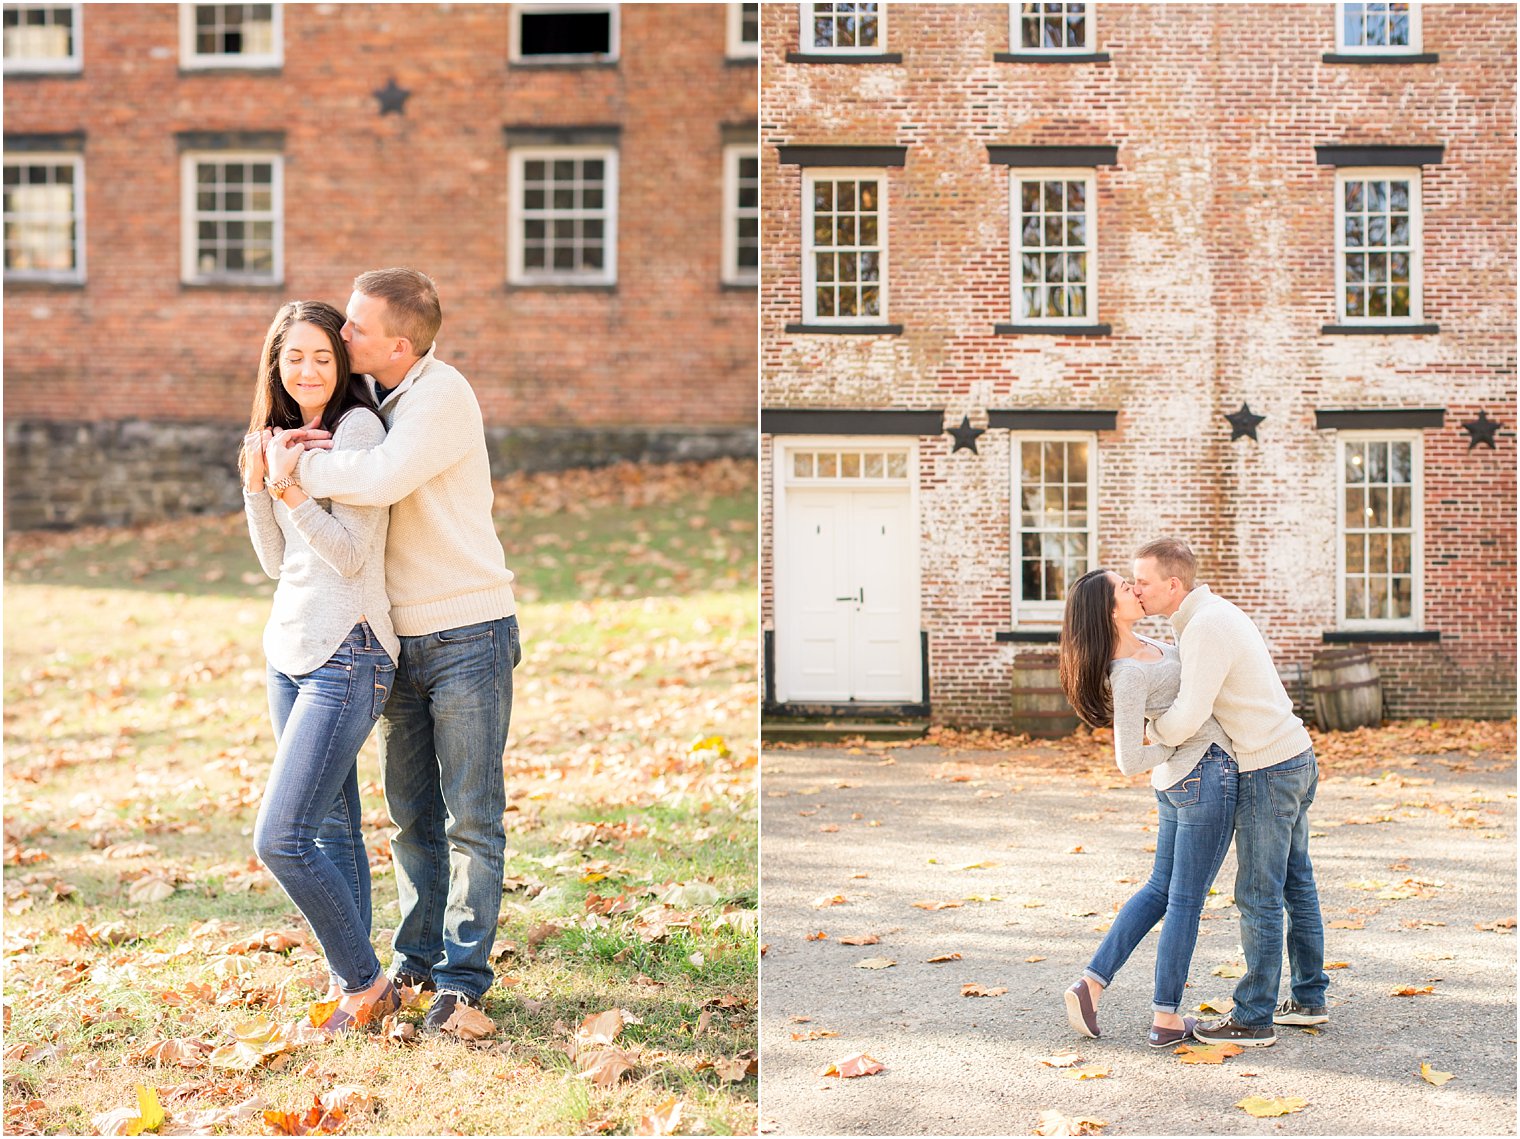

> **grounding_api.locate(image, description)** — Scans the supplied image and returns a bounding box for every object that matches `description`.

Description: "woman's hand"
[243,429,271,491]
[265,430,304,483]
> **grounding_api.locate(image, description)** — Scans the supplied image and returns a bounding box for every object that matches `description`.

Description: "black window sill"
[508,59,620,70]
[785,51,903,64]
[181,279,285,291]
[997,630,1061,643]
[505,282,617,294]
[785,322,903,335]
[3,277,85,290]
[1323,630,1441,643]
[720,279,758,292]
[996,323,1111,337]
[1322,52,1439,64]
[1321,323,1439,336]
[994,51,1111,63]
[724,55,758,67]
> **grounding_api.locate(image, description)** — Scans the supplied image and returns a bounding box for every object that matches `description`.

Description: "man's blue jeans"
[1085,746,1238,1013]
[1230,746,1329,1026]
[380,615,518,1001]
[257,622,395,994]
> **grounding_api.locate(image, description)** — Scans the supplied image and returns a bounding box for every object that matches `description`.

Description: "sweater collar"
[1171,583,1214,636]
[371,344,439,408]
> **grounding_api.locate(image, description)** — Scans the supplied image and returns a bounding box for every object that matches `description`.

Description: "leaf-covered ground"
[3,459,758,1137]
[760,722,1516,1136]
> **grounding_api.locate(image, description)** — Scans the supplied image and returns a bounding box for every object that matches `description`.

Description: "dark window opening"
[519,11,612,57]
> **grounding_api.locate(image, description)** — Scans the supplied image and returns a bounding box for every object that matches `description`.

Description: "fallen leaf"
[577,1008,636,1048]
[1060,1066,1110,1080]
[263,1101,346,1136]
[1391,985,1435,997]
[912,900,963,911]
[960,984,1007,998]
[714,1050,758,1082]
[805,931,828,941]
[1236,1096,1308,1117]
[820,1052,884,1078]
[127,876,177,904]
[790,1029,839,1041]
[442,1003,496,1040]
[577,1047,639,1086]
[1325,961,1351,969]
[1476,917,1516,932]
[838,934,879,946]
[1024,956,1047,963]
[1065,846,1085,855]
[855,957,896,970]
[1212,963,1245,978]
[636,1096,684,1136]
[1175,1042,1244,1065]
[91,1085,163,1136]
[1037,1051,1083,1068]
[926,952,961,963]
[956,860,999,870]
[811,894,847,908]
[1329,920,1365,930]
[1033,1109,1108,1135]
[1420,1062,1455,1086]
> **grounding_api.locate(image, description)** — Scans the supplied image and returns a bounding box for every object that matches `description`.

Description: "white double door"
[778,485,920,703]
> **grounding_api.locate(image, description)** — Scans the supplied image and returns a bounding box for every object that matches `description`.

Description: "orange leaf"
[1059,1065,1111,1080]
[306,1001,339,1029]
[805,931,828,941]
[1328,919,1364,929]
[838,934,879,946]
[1175,1042,1244,1065]
[912,900,963,911]
[926,952,962,963]
[577,1047,640,1087]
[821,1052,884,1078]
[443,1003,496,1040]
[635,1096,683,1136]
[1391,985,1435,997]
[1325,961,1351,969]
[790,1029,839,1041]
[811,894,847,908]
[263,1104,346,1136]
[960,983,1007,998]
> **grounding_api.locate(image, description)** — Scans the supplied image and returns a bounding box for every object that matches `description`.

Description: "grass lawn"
[2,459,758,1137]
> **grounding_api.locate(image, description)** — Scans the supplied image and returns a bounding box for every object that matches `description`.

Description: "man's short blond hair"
[354,267,442,356]
[1135,537,1197,589]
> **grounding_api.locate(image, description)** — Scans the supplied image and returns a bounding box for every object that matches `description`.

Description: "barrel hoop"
[1008,709,1081,719]
[1311,678,1383,695]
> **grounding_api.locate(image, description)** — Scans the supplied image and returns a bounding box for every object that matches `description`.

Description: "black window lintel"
[1314,144,1445,166]
[988,145,1118,167]
[988,409,1118,432]
[762,409,944,435]
[777,145,907,168]
[1314,409,1445,430]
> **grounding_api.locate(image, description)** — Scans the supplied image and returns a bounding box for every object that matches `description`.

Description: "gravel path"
[758,743,1516,1136]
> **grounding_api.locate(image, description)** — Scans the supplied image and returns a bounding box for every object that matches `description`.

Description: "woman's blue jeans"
[1084,745,1238,1013]
[255,622,395,995]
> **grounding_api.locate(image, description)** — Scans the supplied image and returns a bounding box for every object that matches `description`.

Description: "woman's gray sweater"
[244,408,398,676]
[1109,636,1235,790]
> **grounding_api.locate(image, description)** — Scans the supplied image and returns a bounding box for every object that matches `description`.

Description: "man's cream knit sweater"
[298,346,516,637]
[1150,584,1312,771]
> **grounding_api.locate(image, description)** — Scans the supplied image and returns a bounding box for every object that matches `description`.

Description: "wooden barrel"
[1010,652,1080,738]
[1310,647,1384,731]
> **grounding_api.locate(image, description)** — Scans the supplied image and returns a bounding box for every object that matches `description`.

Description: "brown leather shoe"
[1064,980,1100,1039]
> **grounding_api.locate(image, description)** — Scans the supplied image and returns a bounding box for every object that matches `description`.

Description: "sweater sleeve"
[1111,666,1176,777]
[244,488,284,579]
[297,371,479,508]
[287,410,390,578]
[1150,614,1230,746]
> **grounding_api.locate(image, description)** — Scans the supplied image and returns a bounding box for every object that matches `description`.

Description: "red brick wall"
[760,3,1516,723]
[4,3,757,431]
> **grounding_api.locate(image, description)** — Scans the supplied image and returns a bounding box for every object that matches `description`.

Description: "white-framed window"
[1337,432,1422,629]
[2,3,81,73]
[786,443,912,484]
[508,147,618,285]
[722,144,759,286]
[3,154,84,282]
[1337,1,1420,53]
[180,152,282,283]
[1011,434,1096,624]
[727,2,759,58]
[1012,1,1091,52]
[1011,169,1095,322]
[801,1,884,53]
[802,168,886,323]
[511,4,618,63]
[179,4,281,69]
[1335,167,1421,323]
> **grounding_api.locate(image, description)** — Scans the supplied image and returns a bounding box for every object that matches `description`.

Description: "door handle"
[835,588,864,603]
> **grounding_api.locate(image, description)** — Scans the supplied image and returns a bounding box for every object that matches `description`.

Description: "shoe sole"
[1064,987,1099,1039]
[1273,1015,1329,1026]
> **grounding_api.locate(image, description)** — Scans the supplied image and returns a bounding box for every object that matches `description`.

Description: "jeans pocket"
[436,621,494,645]
[1266,762,1311,819]
[1163,774,1202,808]
[509,621,522,669]
[372,659,396,719]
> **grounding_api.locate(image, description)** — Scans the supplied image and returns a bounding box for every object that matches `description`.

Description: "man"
[1132,537,1328,1048]
[275,267,518,1033]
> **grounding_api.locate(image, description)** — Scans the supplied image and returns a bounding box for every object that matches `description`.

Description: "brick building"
[3,2,759,528]
[759,2,1515,725]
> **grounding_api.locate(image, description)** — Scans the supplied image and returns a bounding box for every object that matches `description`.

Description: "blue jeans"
[380,616,518,1001]
[256,622,395,994]
[1085,746,1238,1013]
[1230,746,1329,1026]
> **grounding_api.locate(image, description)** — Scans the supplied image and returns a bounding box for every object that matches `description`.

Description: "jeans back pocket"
[372,659,396,719]
[1163,775,1202,808]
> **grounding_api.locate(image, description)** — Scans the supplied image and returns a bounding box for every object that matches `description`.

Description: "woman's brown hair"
[241,300,375,478]
[1058,568,1120,728]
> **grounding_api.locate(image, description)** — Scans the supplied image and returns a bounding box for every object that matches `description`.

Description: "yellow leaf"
[1236,1096,1308,1117]
[956,860,999,870]
[1033,1109,1108,1135]
[1059,1065,1110,1080]
[1197,998,1233,1014]
[307,1000,339,1029]
[1175,1042,1244,1065]
[127,1086,163,1135]
[1037,1051,1083,1068]
[1420,1062,1455,1086]
[1212,962,1245,978]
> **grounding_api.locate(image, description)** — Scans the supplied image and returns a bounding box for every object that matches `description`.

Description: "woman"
[1057,568,1237,1048]
[240,300,400,1033]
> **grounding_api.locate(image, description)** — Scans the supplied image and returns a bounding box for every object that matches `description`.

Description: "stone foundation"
[4,419,757,531]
